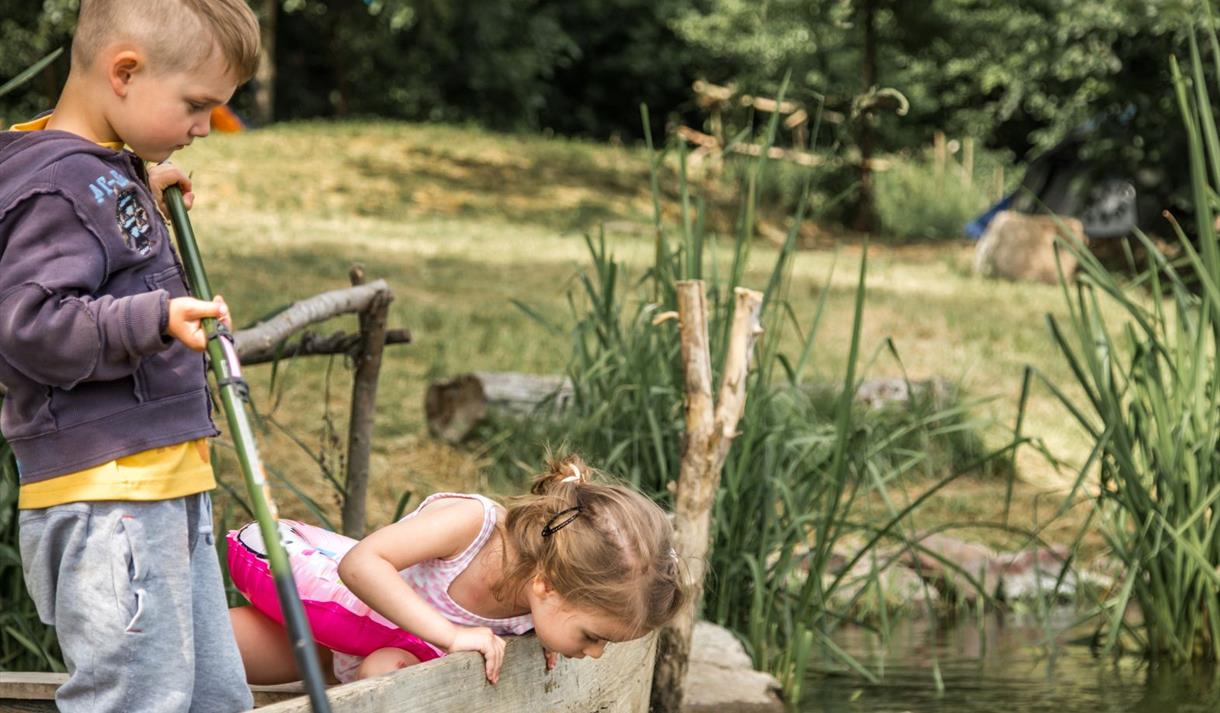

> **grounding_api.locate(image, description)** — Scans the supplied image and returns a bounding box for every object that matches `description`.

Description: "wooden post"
[341,265,392,538]
[933,131,947,186]
[851,0,879,233]
[962,137,974,188]
[252,0,276,125]
[651,283,764,713]
[693,80,733,147]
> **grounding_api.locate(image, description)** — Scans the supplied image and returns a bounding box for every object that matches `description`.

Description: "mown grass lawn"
[177,120,1105,550]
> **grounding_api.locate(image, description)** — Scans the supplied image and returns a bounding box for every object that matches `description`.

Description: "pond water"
[801,611,1219,713]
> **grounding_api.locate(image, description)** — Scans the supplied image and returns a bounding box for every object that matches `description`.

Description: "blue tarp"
[964,192,1015,240]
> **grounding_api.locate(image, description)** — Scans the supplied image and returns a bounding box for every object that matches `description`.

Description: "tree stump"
[651,283,764,713]
[424,372,573,443]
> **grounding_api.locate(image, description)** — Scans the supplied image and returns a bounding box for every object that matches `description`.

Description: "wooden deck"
[0,671,305,711]
[1,632,656,712]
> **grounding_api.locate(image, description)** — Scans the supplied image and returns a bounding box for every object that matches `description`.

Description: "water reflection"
[802,611,1219,712]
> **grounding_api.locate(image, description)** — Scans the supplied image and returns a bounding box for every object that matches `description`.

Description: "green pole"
[164,186,333,713]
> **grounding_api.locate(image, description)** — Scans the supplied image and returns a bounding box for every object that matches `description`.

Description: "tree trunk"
[651,284,764,713]
[329,4,350,117]
[252,0,277,125]
[852,0,878,233]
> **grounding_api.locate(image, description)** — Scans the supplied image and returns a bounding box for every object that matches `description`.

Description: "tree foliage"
[0,1,1212,173]
[675,0,1209,157]
[0,0,75,124]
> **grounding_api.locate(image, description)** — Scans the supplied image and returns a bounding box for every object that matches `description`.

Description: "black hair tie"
[541,506,582,538]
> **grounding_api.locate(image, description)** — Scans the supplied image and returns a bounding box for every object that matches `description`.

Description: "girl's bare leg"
[229,606,337,685]
[356,647,420,679]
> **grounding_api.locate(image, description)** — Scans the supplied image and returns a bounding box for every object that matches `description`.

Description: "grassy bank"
[172,120,1099,545]
[0,120,1110,673]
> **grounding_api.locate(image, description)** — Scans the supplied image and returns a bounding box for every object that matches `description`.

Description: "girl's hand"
[148,162,193,215]
[544,650,558,671]
[449,626,506,684]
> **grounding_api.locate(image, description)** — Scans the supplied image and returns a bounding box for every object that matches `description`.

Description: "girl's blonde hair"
[493,453,689,634]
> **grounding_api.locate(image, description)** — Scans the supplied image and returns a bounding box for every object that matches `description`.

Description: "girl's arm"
[337,498,507,683]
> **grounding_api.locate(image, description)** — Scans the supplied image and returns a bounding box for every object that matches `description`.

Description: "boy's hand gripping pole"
[164,186,333,713]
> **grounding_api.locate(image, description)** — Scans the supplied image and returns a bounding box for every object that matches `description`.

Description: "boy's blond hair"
[73,0,260,81]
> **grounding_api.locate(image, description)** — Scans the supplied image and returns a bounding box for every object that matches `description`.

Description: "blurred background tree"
[0,0,76,121]
[1,0,1212,229]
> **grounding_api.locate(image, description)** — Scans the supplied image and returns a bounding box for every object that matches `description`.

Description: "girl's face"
[525,577,640,659]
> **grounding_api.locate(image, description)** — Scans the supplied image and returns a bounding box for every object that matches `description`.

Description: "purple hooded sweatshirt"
[0,129,216,484]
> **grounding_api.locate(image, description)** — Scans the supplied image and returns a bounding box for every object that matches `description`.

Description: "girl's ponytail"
[529,452,591,495]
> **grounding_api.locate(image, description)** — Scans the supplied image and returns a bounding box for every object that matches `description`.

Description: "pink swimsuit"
[331,493,534,682]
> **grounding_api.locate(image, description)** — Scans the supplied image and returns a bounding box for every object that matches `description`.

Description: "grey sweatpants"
[19,493,253,713]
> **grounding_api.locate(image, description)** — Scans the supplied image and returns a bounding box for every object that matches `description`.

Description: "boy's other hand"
[167,296,230,351]
[148,162,193,215]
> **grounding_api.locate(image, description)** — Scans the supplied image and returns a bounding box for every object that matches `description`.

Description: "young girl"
[228,454,688,685]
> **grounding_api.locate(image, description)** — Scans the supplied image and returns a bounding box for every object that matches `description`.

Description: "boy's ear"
[108,50,143,97]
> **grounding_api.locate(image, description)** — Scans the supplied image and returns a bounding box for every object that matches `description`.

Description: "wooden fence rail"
[0,269,410,538]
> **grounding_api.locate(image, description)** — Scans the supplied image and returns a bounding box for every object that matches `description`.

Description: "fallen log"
[421,372,953,445]
[0,633,656,713]
[0,283,407,396]
[239,329,411,366]
[424,371,573,443]
[0,277,407,539]
[233,280,391,356]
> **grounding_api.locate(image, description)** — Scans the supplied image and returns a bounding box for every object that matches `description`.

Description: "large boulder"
[682,622,784,713]
[973,211,1088,284]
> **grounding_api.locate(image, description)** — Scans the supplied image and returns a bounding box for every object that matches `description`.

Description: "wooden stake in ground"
[962,136,975,188]
[342,265,393,538]
[933,130,947,185]
[651,282,764,713]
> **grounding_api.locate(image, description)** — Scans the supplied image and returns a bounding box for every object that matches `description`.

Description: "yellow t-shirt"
[8,114,124,149]
[18,441,217,509]
[10,114,216,509]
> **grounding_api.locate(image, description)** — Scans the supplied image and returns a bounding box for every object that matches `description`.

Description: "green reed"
[0,58,68,672]
[1040,19,1220,662]
[485,87,1010,702]
[0,416,63,672]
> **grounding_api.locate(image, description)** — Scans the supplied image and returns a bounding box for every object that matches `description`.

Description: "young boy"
[0,1,261,711]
